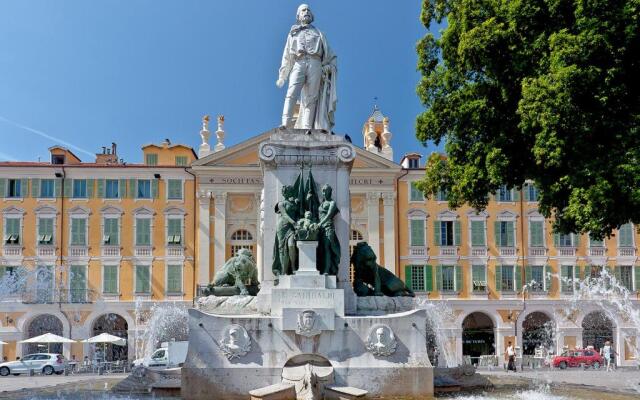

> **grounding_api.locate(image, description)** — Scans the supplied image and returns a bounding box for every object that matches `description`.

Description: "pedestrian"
[506,341,517,372]
[600,340,616,371]
[2,356,7,362]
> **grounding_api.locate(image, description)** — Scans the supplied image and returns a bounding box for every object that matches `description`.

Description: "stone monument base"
[181,308,434,399]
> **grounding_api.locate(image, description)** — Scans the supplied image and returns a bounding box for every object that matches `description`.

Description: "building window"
[135,218,151,246]
[105,179,119,199]
[408,158,419,169]
[501,265,515,292]
[4,218,20,244]
[441,265,455,292]
[103,265,118,294]
[167,179,183,200]
[589,234,604,247]
[435,220,460,246]
[40,179,55,198]
[436,189,448,202]
[145,154,158,166]
[528,265,545,292]
[69,265,87,303]
[70,218,87,246]
[405,264,432,292]
[470,220,485,246]
[167,218,183,245]
[617,265,633,291]
[230,229,254,256]
[350,230,364,241]
[38,217,54,245]
[529,220,544,247]
[103,218,119,245]
[561,265,575,293]
[410,219,426,247]
[72,179,87,198]
[618,223,634,247]
[409,182,424,202]
[7,179,22,198]
[498,185,512,202]
[137,180,151,199]
[135,265,151,294]
[495,221,515,247]
[175,156,188,166]
[526,183,538,201]
[167,265,182,294]
[472,265,487,293]
[558,233,574,247]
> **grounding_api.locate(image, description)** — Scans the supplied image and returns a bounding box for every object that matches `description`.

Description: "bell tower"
[362,105,393,161]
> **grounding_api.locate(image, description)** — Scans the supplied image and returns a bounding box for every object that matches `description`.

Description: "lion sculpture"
[350,242,414,297]
[208,248,259,296]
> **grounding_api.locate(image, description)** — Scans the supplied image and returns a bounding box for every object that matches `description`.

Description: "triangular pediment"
[191,128,401,172]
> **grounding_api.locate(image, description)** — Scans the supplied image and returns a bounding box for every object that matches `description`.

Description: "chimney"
[95,142,120,165]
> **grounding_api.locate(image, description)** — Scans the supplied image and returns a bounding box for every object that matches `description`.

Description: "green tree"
[416,0,640,238]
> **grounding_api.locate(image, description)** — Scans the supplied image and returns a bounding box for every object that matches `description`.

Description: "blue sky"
[0,1,441,164]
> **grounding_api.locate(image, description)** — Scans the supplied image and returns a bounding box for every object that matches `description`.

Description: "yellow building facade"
[1,109,638,366]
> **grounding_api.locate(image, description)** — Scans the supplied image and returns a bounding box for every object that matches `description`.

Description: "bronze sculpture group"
[273,167,341,276]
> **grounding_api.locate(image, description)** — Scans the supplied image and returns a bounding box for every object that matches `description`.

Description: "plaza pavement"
[0,373,128,396]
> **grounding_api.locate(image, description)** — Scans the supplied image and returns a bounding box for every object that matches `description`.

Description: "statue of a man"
[277,4,337,132]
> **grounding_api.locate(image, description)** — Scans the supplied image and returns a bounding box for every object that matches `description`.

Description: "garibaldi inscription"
[277,4,337,131]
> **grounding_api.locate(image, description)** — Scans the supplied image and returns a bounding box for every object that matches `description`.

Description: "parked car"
[552,349,604,369]
[132,341,188,369]
[0,353,66,376]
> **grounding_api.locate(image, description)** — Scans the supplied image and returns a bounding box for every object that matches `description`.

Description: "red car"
[552,349,604,369]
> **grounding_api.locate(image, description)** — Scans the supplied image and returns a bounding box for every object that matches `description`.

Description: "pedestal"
[296,241,318,275]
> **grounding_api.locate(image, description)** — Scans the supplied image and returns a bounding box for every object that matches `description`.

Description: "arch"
[229,228,256,257]
[91,313,129,362]
[461,311,496,363]
[23,314,64,354]
[350,229,364,241]
[231,229,253,241]
[581,311,615,351]
[521,311,555,355]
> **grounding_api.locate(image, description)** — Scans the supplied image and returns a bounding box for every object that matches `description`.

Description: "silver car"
[0,353,66,376]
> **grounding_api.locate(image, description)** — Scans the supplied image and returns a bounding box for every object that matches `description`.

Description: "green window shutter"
[471,221,485,246]
[63,179,72,197]
[507,222,515,247]
[20,178,28,197]
[410,219,425,246]
[136,218,151,246]
[434,221,441,246]
[71,218,86,245]
[167,265,182,293]
[128,179,136,199]
[404,265,413,289]
[436,265,443,291]
[523,184,530,202]
[454,221,462,246]
[494,221,501,247]
[168,219,182,244]
[97,179,105,198]
[530,221,543,247]
[553,233,560,247]
[135,265,150,293]
[544,265,551,291]
[513,188,520,201]
[585,265,593,280]
[614,266,622,283]
[55,178,63,197]
[425,265,433,292]
[635,266,640,292]
[119,179,127,198]
[560,265,569,292]
[168,179,182,200]
[454,265,462,292]
[619,224,634,247]
[525,265,532,285]
[0,179,6,197]
[103,265,118,294]
[495,265,502,292]
[86,179,94,198]
[515,266,522,291]
[151,179,159,199]
[574,233,580,247]
[31,179,40,198]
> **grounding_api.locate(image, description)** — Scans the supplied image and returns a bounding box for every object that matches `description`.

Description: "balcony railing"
[69,246,88,257]
[499,247,516,256]
[408,246,426,257]
[19,288,99,304]
[439,246,457,256]
[618,247,635,257]
[101,245,120,257]
[470,247,487,257]
[37,245,56,257]
[589,247,606,257]
[529,247,546,256]
[166,246,184,257]
[2,245,22,257]
[558,247,576,257]
[135,246,153,257]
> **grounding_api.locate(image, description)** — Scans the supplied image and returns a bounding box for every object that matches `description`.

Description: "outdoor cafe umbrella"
[19,333,76,353]
[82,333,126,360]
[0,340,7,345]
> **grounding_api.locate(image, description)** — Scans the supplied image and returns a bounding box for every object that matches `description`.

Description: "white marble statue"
[220,324,251,360]
[296,309,321,338]
[365,325,397,357]
[276,4,337,132]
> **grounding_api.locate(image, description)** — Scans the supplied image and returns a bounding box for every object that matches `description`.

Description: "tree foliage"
[416,0,640,238]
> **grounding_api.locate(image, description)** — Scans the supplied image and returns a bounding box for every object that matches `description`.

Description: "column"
[197,193,211,286]
[213,191,227,274]
[254,191,263,282]
[382,192,396,271]
[366,192,381,259]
